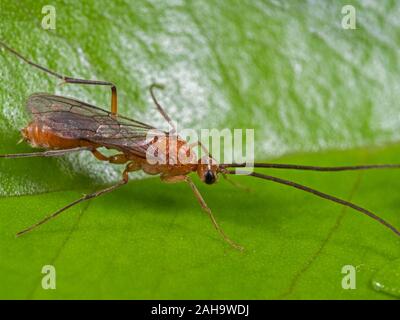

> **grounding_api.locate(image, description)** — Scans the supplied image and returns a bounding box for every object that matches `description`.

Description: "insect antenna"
[222,163,400,172]
[226,170,400,237]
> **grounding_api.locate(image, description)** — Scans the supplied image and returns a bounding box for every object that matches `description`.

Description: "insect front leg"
[161,174,244,251]
[220,171,252,192]
[185,176,244,251]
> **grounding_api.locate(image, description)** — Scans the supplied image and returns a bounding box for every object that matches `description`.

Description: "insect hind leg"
[0,41,118,115]
[16,165,131,237]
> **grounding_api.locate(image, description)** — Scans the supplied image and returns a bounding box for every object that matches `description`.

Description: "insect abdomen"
[21,121,90,149]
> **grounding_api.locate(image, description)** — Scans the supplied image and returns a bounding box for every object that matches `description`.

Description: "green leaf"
[1,0,400,299]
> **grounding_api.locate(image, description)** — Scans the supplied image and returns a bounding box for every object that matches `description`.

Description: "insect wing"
[26,93,160,157]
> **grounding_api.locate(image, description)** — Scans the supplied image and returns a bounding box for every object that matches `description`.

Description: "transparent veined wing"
[27,93,164,158]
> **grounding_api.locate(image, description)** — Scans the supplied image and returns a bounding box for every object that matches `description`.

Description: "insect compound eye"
[204,170,216,185]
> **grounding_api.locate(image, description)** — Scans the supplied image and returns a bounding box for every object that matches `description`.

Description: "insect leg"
[0,147,92,159]
[149,84,176,132]
[91,149,128,164]
[188,141,213,159]
[16,167,130,237]
[221,171,251,192]
[0,41,118,115]
[184,176,244,251]
[62,78,118,116]
[149,84,214,166]
[160,174,187,183]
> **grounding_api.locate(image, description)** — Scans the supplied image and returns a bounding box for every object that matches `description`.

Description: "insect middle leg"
[0,41,118,115]
[149,85,214,167]
[161,174,244,251]
[91,149,129,164]
[150,85,213,154]
[149,84,176,133]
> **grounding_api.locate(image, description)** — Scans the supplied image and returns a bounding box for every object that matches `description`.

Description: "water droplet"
[371,259,400,298]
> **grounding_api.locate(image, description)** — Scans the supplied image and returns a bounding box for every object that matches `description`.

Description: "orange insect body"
[3,40,400,251]
[21,120,210,182]
[21,121,95,150]
[127,136,199,177]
